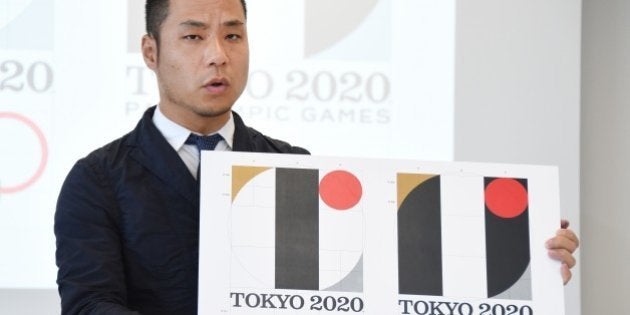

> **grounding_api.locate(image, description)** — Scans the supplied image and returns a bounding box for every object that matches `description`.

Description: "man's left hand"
[546,219,580,285]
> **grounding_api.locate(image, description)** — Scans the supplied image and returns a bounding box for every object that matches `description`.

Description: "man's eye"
[183,35,202,40]
[226,34,241,41]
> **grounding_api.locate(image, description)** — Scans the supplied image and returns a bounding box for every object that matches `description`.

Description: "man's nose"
[205,37,228,66]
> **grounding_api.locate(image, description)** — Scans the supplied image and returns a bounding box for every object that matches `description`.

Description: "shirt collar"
[152,106,234,151]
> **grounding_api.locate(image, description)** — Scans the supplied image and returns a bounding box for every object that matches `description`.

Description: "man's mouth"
[204,78,229,94]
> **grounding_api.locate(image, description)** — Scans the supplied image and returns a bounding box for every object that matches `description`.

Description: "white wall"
[454,1,582,314]
[581,0,630,314]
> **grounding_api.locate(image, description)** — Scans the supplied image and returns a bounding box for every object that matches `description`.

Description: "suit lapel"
[232,112,254,152]
[124,109,257,206]
[126,107,199,206]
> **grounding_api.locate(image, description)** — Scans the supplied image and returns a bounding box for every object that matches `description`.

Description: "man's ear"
[142,34,158,70]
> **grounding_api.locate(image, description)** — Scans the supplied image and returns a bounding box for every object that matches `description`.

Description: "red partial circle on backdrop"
[319,170,362,210]
[485,178,528,219]
[0,112,48,194]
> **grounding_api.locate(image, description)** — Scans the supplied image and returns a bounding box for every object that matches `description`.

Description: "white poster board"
[199,152,565,314]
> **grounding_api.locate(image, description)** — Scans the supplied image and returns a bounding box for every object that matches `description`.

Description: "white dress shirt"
[152,106,234,179]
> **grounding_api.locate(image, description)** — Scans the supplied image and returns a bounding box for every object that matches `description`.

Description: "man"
[54,0,579,314]
[56,0,306,313]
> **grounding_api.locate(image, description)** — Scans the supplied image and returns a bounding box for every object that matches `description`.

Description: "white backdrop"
[0,0,580,314]
[0,0,454,288]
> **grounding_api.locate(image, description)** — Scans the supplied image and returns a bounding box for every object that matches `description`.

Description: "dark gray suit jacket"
[55,106,308,314]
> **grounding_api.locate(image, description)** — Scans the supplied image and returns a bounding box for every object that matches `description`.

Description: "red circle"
[485,178,528,219]
[0,112,48,194]
[319,170,362,210]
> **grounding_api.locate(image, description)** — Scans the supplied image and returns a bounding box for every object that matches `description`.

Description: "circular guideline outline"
[0,112,48,194]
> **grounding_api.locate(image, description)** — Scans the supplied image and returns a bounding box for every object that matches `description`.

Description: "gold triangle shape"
[232,166,272,203]
[397,173,437,209]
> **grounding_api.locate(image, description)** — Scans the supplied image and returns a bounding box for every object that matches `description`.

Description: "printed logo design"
[0,0,54,49]
[397,174,532,300]
[397,174,443,296]
[304,0,390,60]
[484,177,531,299]
[230,166,364,292]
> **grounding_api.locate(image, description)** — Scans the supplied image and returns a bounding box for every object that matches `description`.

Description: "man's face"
[142,0,249,133]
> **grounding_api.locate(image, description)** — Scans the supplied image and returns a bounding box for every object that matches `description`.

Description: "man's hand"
[545,220,580,285]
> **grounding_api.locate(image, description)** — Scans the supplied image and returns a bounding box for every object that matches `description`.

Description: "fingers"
[547,247,577,269]
[547,228,580,252]
[555,219,578,285]
[546,228,580,272]
[560,263,572,285]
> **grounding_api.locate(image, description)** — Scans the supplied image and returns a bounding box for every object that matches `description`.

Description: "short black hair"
[145,0,247,42]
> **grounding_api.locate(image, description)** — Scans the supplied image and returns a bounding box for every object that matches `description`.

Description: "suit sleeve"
[55,158,140,315]
[290,146,310,155]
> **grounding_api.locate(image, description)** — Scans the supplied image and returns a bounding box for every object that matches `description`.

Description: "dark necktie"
[185,133,223,180]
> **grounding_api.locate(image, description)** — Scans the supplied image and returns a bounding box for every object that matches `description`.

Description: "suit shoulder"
[74,131,134,173]
[247,127,310,155]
